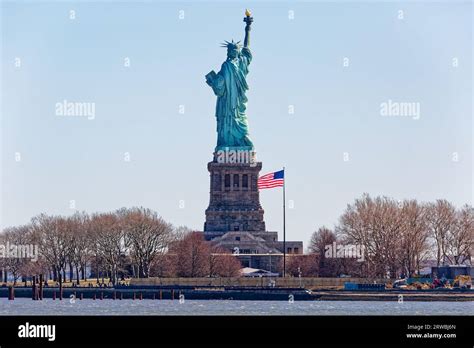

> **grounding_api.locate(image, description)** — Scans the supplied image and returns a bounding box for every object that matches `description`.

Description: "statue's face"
[227,47,239,59]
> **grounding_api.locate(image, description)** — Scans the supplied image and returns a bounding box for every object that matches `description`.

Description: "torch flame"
[245,9,251,17]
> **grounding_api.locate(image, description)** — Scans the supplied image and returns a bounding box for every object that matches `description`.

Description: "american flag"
[258,170,284,189]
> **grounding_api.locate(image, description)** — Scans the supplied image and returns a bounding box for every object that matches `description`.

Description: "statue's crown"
[221,40,241,50]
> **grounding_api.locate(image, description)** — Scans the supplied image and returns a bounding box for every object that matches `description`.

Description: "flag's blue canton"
[273,170,284,179]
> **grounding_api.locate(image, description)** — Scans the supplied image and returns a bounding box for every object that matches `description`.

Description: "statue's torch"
[243,9,253,48]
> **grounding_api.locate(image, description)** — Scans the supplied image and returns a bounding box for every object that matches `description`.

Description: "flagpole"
[283,166,286,278]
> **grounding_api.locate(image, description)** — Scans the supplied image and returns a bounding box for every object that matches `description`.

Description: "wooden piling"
[171,289,174,300]
[100,292,104,300]
[152,293,155,300]
[139,292,143,300]
[39,275,44,300]
[133,292,136,300]
[8,286,14,301]
[113,291,116,300]
[93,293,96,300]
[53,291,56,300]
[58,274,63,300]
[32,276,37,300]
[120,292,123,300]
[159,290,162,300]
[80,293,83,300]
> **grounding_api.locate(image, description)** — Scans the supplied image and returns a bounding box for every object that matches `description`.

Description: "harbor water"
[0,298,472,316]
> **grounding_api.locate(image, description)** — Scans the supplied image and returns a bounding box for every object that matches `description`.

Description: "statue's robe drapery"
[210,47,254,150]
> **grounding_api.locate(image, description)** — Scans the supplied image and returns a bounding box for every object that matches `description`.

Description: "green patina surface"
[206,13,255,152]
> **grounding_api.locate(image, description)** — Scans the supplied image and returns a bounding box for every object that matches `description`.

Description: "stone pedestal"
[203,158,304,273]
[204,161,265,239]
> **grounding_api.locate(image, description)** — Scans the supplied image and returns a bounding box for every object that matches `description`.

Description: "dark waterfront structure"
[431,265,473,279]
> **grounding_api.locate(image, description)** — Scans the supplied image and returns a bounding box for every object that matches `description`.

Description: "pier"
[0,285,472,302]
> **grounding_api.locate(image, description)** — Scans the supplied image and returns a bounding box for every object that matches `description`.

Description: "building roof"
[240,267,279,277]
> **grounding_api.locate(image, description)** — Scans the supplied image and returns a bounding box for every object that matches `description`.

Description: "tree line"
[0,207,240,285]
[288,195,473,278]
[1,195,472,283]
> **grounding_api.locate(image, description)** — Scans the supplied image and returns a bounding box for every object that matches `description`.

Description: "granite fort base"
[203,160,303,273]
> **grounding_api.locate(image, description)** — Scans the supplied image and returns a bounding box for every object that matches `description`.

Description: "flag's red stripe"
[259,185,284,189]
[258,181,284,189]
[258,171,284,190]
[258,180,284,184]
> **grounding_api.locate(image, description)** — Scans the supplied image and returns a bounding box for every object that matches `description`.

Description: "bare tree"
[90,213,125,285]
[120,207,173,278]
[31,214,72,282]
[426,200,457,267]
[309,226,336,255]
[338,194,404,278]
[400,200,430,277]
[66,212,93,284]
[0,226,33,284]
[446,205,473,265]
[286,254,319,277]
[209,245,241,277]
[150,253,177,277]
[173,226,193,241]
[308,226,338,277]
[171,232,210,277]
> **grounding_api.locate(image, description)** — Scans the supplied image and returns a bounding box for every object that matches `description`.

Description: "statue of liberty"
[206,10,254,152]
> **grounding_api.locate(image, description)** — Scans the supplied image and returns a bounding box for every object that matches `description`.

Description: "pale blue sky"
[1,1,472,248]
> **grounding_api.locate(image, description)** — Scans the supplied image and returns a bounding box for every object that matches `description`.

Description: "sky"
[1,0,472,249]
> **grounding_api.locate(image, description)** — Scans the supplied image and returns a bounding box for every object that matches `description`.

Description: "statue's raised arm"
[243,9,253,48]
